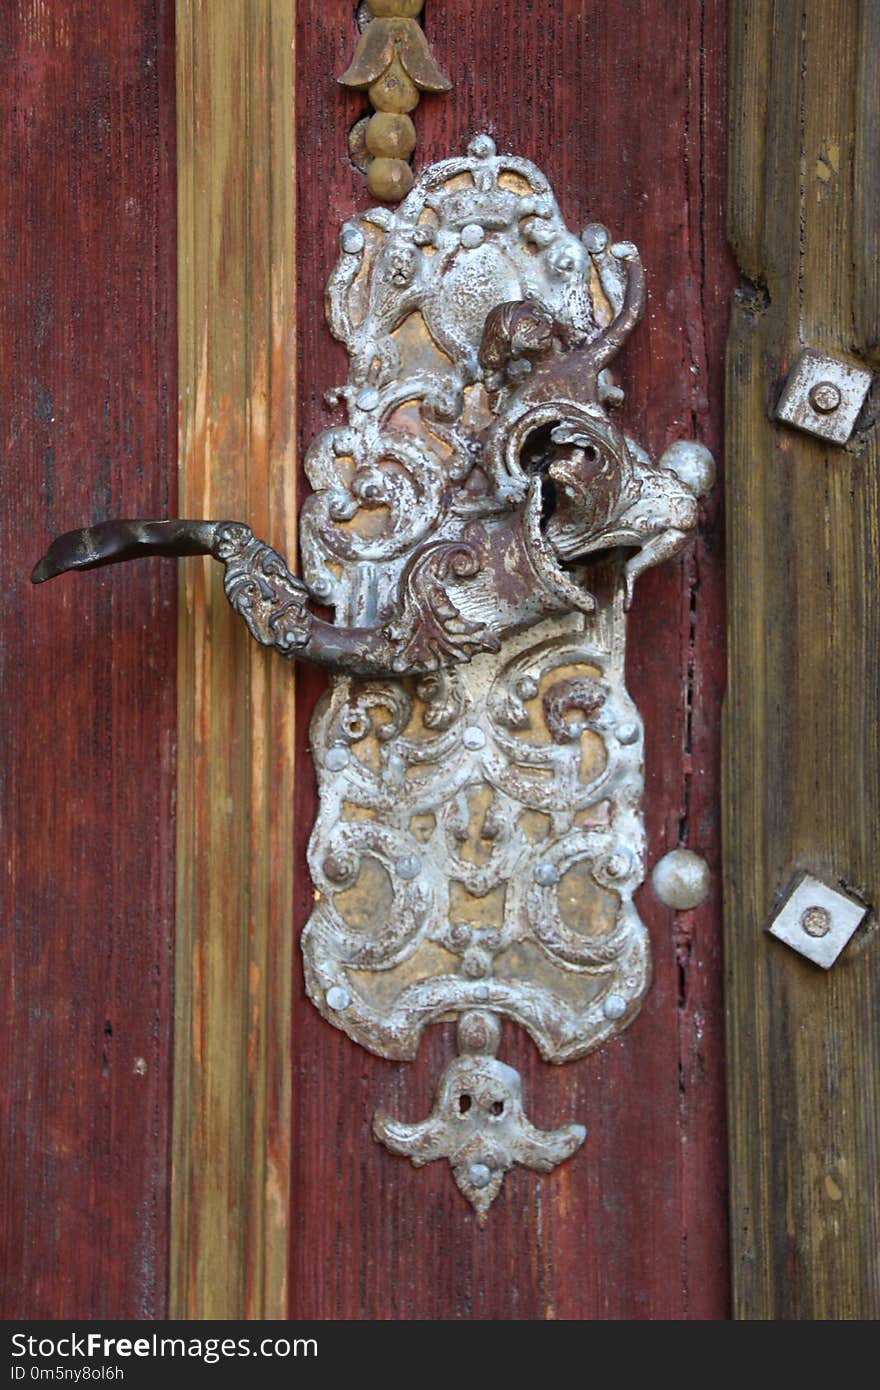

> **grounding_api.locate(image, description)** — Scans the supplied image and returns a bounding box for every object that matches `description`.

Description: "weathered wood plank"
[290,0,734,1319]
[170,0,296,1320]
[725,0,880,1320]
[0,0,177,1319]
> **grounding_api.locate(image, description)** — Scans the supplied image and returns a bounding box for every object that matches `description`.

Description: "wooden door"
[3,0,877,1324]
[287,2,731,1321]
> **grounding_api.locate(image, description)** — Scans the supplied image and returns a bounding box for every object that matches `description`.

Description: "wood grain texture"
[0,0,176,1318]
[290,0,735,1320]
[170,0,296,1320]
[725,0,880,1320]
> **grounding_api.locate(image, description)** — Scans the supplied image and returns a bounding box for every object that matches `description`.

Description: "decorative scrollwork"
[385,528,501,671]
[216,523,313,654]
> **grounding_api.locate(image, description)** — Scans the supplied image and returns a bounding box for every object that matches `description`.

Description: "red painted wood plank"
[0,0,176,1319]
[291,0,735,1321]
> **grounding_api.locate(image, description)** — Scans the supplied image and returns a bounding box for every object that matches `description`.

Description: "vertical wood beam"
[172,0,296,1319]
[725,0,880,1319]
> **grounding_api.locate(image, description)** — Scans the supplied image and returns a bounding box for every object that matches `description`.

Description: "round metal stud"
[651,849,711,910]
[616,721,639,745]
[658,440,716,498]
[801,905,832,938]
[603,993,627,1020]
[808,380,842,414]
[462,726,486,750]
[322,854,351,884]
[468,1163,492,1189]
[462,949,491,980]
[326,986,351,1012]
[534,862,560,887]
[324,745,350,771]
[396,853,421,880]
[460,223,485,248]
[605,848,633,879]
[340,226,365,254]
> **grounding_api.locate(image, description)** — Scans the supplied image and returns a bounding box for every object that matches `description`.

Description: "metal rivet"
[651,849,711,910]
[658,440,716,498]
[326,985,351,1011]
[534,862,560,886]
[808,380,842,414]
[450,923,472,947]
[341,226,365,254]
[603,994,627,1020]
[615,721,639,745]
[356,386,380,411]
[462,949,490,979]
[460,223,485,249]
[322,854,350,883]
[468,1162,492,1189]
[396,853,421,880]
[462,726,486,750]
[473,984,490,1002]
[606,849,633,879]
[516,676,539,700]
[324,745,350,771]
[801,905,832,938]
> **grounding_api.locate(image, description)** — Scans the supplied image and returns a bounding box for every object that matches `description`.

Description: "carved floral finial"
[340,1,451,203]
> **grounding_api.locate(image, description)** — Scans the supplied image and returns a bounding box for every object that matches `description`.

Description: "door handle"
[33,266,712,677]
[32,134,714,1218]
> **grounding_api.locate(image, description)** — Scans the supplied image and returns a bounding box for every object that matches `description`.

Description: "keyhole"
[458,1094,472,1114]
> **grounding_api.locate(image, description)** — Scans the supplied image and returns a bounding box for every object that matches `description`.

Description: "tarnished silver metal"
[767,873,868,969]
[651,849,711,910]
[299,135,711,1213]
[374,1050,586,1224]
[32,136,714,1217]
[775,348,873,445]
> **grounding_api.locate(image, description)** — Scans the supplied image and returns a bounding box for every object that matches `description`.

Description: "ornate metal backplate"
[33,134,713,1220]
[296,135,708,1217]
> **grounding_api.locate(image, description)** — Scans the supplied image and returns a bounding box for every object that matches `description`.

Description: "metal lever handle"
[32,276,712,681]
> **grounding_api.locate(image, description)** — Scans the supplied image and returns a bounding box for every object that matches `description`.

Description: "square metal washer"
[775,349,872,445]
[768,873,868,969]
